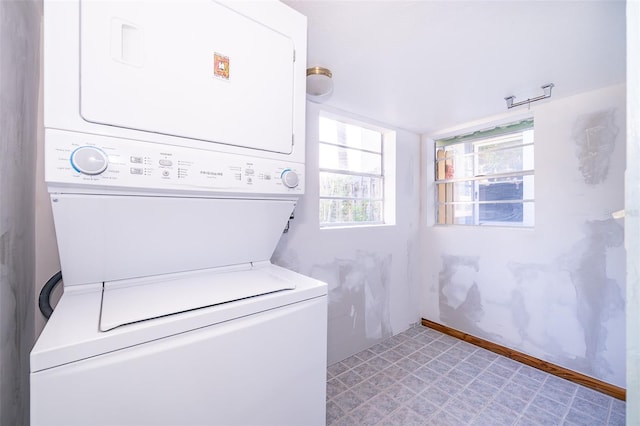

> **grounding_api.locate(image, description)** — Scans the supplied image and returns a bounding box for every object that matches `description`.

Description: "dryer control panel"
[45,129,304,196]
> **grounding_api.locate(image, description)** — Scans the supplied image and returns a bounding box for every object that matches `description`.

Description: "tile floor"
[326,325,625,425]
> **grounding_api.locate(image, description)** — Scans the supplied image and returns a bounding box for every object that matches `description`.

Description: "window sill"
[320,222,395,230]
[432,223,534,230]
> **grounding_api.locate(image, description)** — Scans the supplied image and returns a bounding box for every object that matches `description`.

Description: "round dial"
[281,169,299,188]
[70,146,109,175]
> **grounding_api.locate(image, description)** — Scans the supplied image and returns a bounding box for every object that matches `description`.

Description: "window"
[435,119,534,227]
[319,115,393,227]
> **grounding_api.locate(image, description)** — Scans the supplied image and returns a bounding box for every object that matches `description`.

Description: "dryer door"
[80,0,296,154]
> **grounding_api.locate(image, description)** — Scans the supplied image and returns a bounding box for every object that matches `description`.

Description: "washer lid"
[31,263,327,373]
[51,194,296,287]
[100,262,295,331]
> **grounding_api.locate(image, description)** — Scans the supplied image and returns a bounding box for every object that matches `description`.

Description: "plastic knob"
[70,146,109,175]
[281,169,299,188]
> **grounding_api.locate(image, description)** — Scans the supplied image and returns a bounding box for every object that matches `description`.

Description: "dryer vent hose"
[39,271,62,320]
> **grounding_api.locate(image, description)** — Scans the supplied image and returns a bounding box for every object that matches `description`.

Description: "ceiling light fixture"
[306,66,333,102]
[505,83,554,109]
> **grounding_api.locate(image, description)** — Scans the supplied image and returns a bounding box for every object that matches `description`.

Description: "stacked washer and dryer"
[30,1,328,425]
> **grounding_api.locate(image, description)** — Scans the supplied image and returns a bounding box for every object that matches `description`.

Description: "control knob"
[281,169,299,188]
[70,146,109,175]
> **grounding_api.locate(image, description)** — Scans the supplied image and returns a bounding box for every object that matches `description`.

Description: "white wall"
[422,84,626,388]
[272,101,422,365]
[0,1,42,423]
[626,0,639,421]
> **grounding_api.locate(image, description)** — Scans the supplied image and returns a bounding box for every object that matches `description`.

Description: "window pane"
[436,175,533,205]
[319,116,382,152]
[436,132,534,180]
[437,201,535,226]
[319,116,339,144]
[479,202,524,223]
[437,147,532,179]
[360,127,382,153]
[475,134,526,151]
[436,145,473,180]
[445,204,474,225]
[476,145,527,175]
[479,178,524,201]
[436,181,474,202]
[480,175,534,201]
[319,143,382,174]
[319,172,383,199]
[319,199,383,224]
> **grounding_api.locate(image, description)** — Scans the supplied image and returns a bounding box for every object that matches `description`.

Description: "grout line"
[565,388,579,425]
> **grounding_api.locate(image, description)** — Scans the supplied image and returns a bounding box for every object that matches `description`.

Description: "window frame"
[434,119,535,227]
[318,113,392,228]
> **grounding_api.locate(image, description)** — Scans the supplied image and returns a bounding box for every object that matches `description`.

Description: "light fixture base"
[306,66,333,102]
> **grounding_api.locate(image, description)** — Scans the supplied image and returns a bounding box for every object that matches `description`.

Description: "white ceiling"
[284,0,626,134]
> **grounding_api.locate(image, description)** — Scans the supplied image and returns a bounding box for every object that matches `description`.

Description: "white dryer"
[31,1,327,425]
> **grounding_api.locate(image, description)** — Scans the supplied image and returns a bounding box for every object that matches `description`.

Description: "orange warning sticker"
[214,53,230,80]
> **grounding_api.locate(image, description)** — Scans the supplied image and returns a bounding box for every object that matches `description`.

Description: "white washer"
[31,1,327,425]
[31,263,327,426]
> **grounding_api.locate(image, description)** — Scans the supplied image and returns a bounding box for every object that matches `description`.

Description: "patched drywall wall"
[574,109,618,185]
[272,102,421,365]
[422,84,626,387]
[626,1,640,421]
[0,1,41,424]
[309,252,393,349]
[439,255,485,336]
[507,218,624,380]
